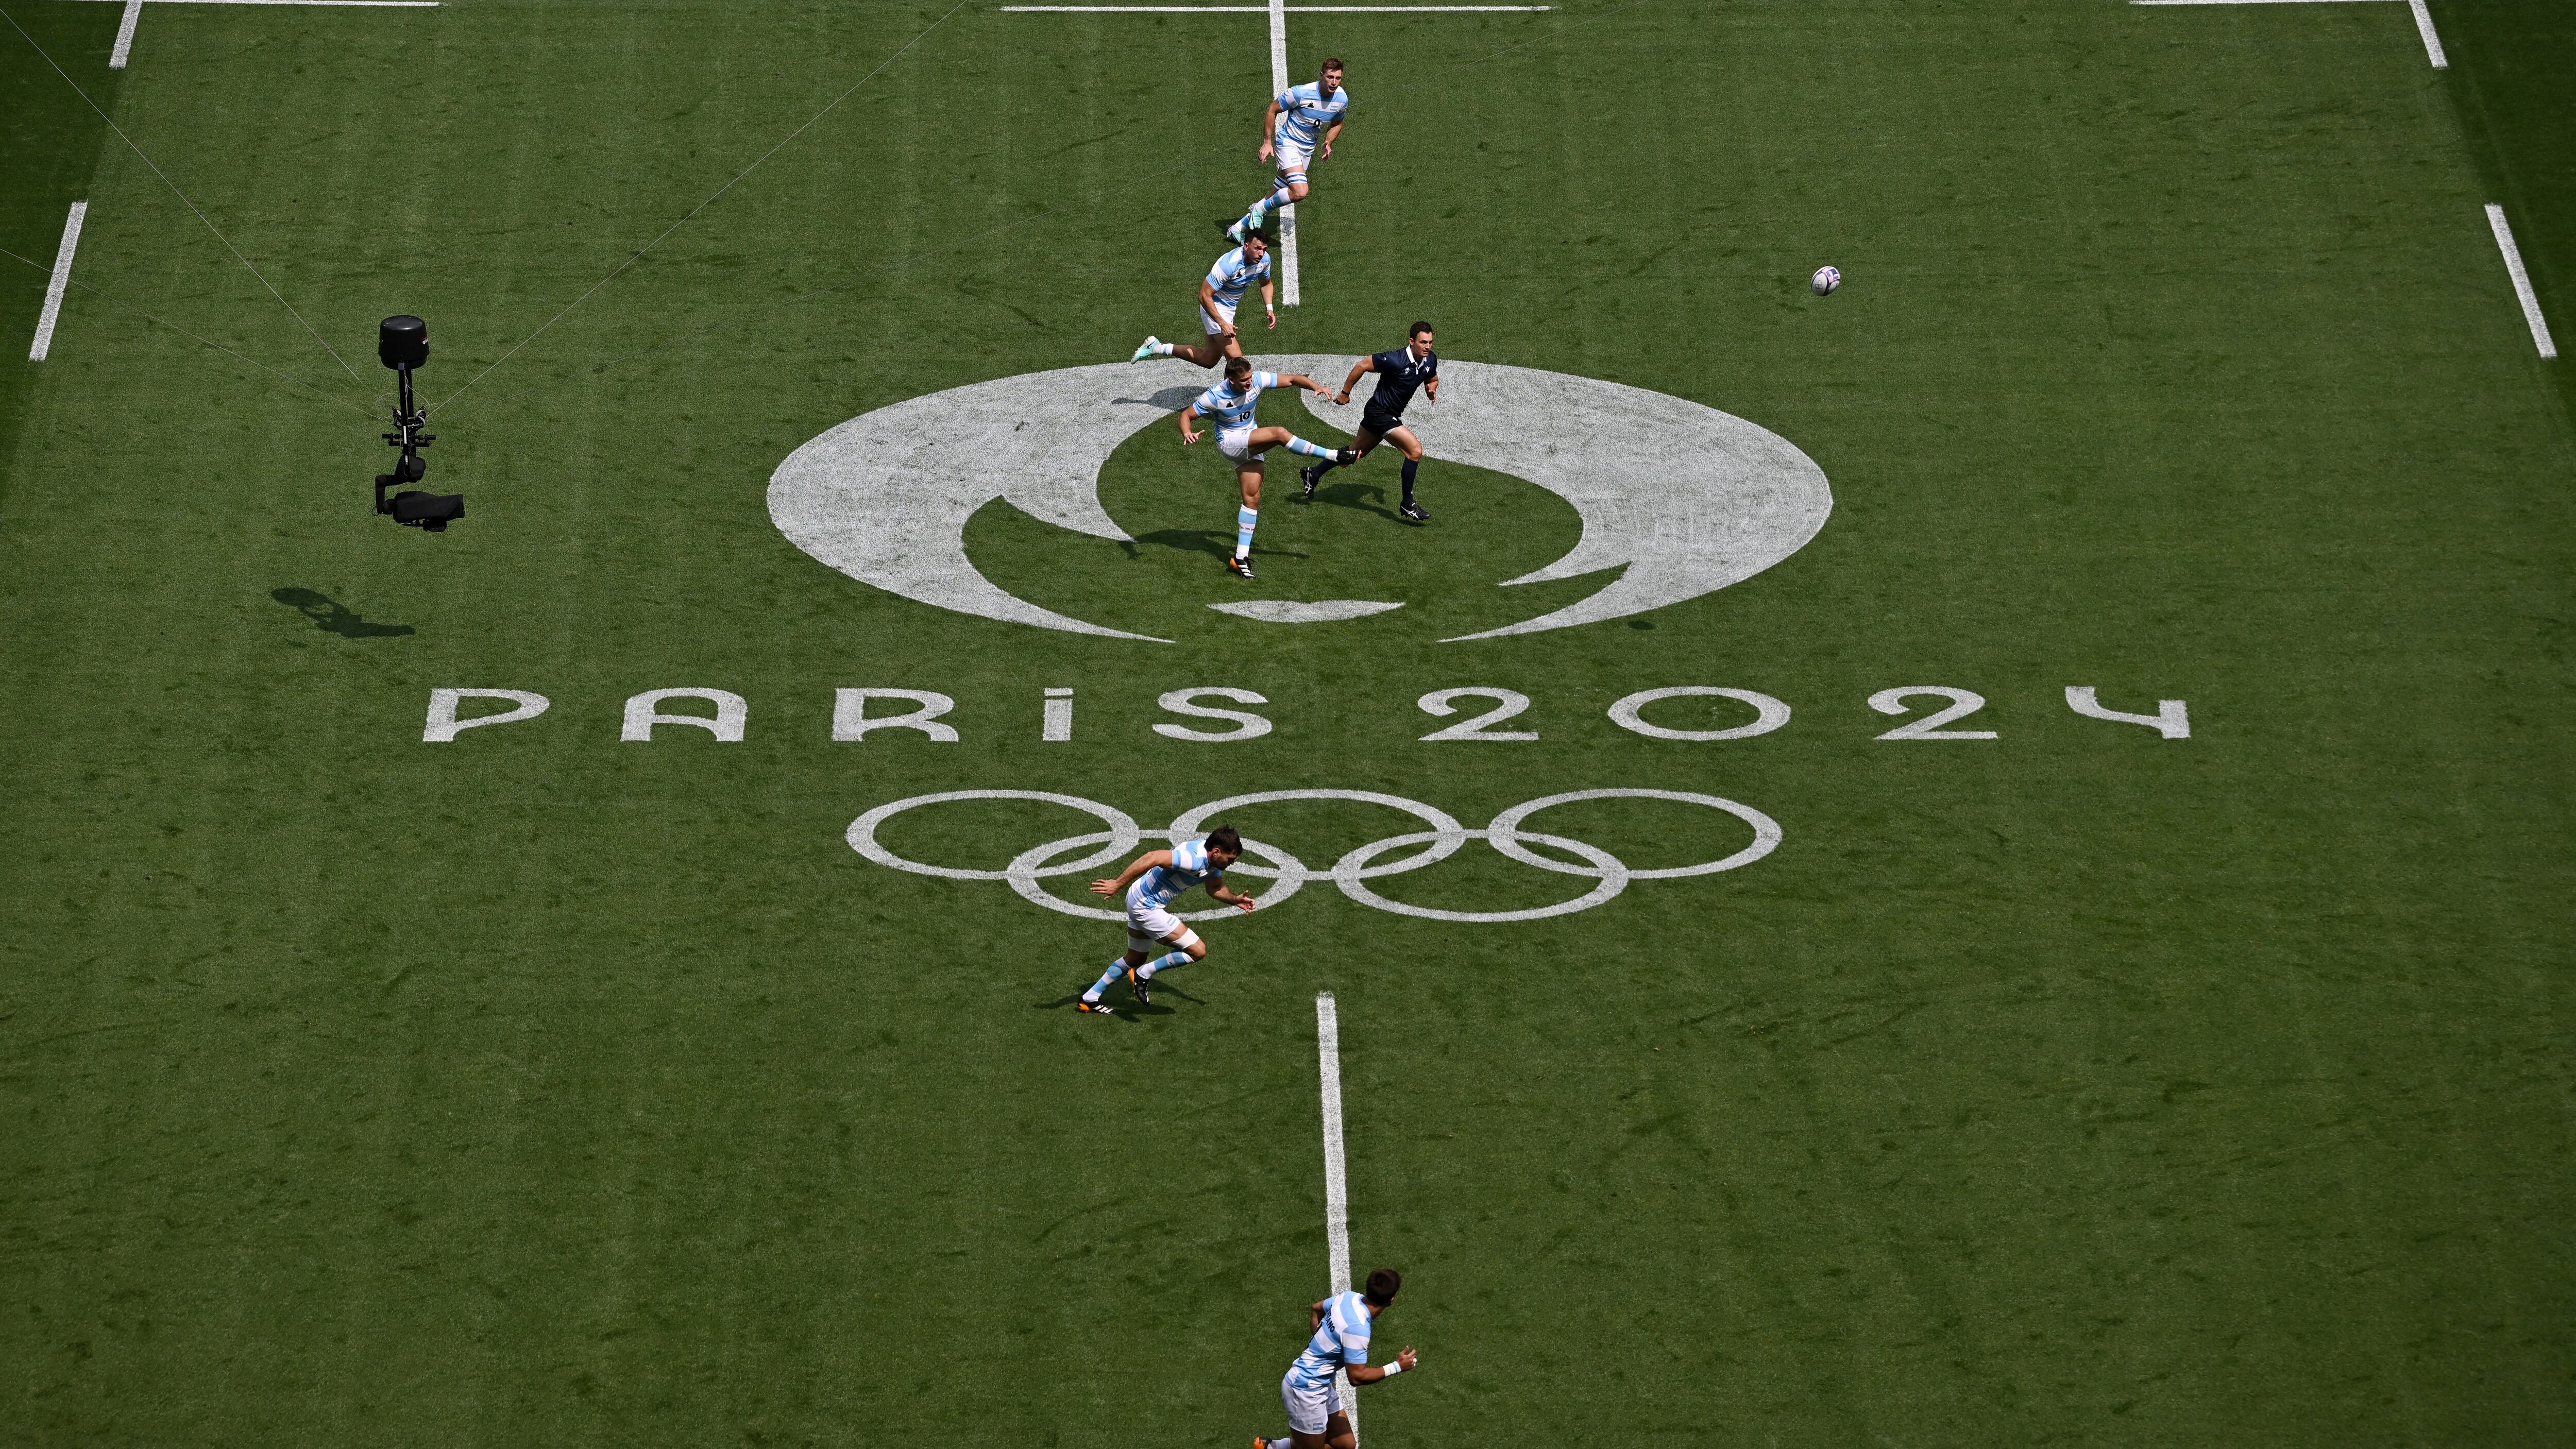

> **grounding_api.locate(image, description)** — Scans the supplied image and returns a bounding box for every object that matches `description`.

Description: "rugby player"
[1180,355,1355,581]
[1254,1268,1417,1449]
[1224,58,1349,243]
[1077,826,1255,1013]
[1133,232,1276,370]
[1303,321,1438,523]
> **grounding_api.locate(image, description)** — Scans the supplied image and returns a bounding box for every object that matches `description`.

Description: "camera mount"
[375,315,464,531]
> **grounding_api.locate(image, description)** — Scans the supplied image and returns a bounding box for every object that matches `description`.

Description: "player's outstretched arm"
[1280,372,1327,395]
[1333,356,1372,404]
[1209,882,1258,913]
[1094,849,1172,896]
[1348,1348,1416,1385]
[1176,406,1202,445]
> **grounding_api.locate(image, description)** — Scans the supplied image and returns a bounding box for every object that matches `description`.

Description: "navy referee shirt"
[1364,347,1437,418]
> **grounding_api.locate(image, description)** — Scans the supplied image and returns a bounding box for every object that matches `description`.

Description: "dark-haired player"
[1133,232,1275,370]
[1255,1268,1417,1449]
[1076,827,1256,1012]
[1303,321,1438,523]
[1181,355,1354,581]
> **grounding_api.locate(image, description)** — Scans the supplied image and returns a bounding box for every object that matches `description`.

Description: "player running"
[1077,826,1256,1014]
[1254,1269,1417,1449]
[1182,355,1355,581]
[1132,233,1276,370]
[1302,321,1439,523]
[1224,58,1349,244]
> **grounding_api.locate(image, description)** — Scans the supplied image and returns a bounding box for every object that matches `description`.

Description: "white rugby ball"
[1810,266,1841,297]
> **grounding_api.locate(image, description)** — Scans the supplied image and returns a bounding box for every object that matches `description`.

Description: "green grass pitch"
[3,0,2572,1443]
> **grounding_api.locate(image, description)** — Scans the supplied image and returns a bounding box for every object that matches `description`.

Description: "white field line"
[2405,0,2445,68]
[29,200,89,363]
[2484,204,2557,360]
[1268,0,1300,306]
[2127,0,2442,67]
[69,0,438,8]
[1003,6,1551,11]
[108,0,140,65]
[1314,992,1357,1435]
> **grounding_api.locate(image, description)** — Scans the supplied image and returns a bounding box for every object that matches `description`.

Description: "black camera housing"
[374,315,463,531]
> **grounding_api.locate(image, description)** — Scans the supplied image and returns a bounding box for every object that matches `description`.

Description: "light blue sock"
[1264,184,1294,212]
[1235,506,1258,559]
[1136,950,1191,980]
[1084,959,1124,1000]
[1283,435,1332,459]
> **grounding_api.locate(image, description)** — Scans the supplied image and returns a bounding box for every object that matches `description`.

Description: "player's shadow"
[1304,479,1399,523]
[1033,992,1179,1020]
[1127,527,1310,565]
[272,588,415,638]
[1111,385,1206,411]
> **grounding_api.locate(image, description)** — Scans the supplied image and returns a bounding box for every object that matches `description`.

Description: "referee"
[1301,321,1439,523]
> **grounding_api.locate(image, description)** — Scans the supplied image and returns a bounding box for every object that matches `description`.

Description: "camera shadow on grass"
[272,588,415,639]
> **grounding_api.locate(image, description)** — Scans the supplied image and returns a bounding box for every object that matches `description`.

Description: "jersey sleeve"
[1205,259,1231,288]
[1336,1320,1370,1365]
[1254,372,1279,390]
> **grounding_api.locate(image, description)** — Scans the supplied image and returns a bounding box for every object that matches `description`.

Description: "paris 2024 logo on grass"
[766,355,1831,643]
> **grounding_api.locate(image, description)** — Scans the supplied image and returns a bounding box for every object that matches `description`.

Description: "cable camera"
[375,315,464,532]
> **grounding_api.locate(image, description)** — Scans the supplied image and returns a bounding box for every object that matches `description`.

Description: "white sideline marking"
[2484,204,2557,360]
[1003,6,1551,10]
[109,0,140,65]
[72,0,438,72]
[2128,0,2442,69]
[67,0,437,7]
[1315,992,1357,1437]
[29,200,88,363]
[1268,0,1299,307]
[2405,0,2446,67]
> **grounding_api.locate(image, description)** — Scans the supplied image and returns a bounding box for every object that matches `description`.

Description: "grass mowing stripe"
[25,199,82,362]
[1,241,376,412]
[2484,203,2558,359]
[2127,0,2444,68]
[0,4,368,391]
[423,0,974,418]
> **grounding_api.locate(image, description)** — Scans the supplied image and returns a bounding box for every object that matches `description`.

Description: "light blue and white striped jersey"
[1190,372,1279,433]
[1285,1290,1373,1391]
[1204,246,1271,310]
[1273,81,1351,149]
[1132,837,1227,910]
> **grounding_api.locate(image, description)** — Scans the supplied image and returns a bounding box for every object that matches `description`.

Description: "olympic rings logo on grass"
[846,788,1783,924]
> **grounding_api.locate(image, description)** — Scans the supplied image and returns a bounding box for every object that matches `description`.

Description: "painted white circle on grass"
[769,357,1829,642]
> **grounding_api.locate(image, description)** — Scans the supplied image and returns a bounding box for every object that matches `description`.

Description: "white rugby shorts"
[1274,139,1313,184]
[1125,884,1185,952]
[1200,300,1237,337]
[1215,426,1264,464]
[1280,1373,1343,1435]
